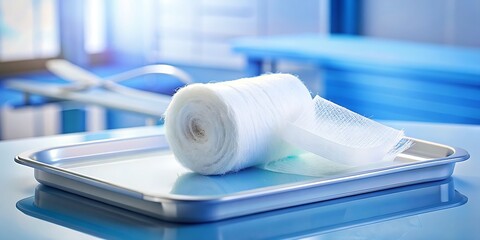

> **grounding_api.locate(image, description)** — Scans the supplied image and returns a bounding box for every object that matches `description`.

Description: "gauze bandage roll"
[165,74,411,175]
[165,74,311,175]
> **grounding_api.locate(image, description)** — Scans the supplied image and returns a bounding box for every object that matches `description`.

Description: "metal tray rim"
[15,135,469,203]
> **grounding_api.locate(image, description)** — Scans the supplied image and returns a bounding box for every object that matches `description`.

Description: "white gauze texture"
[282,96,412,166]
[165,74,412,175]
[165,74,312,175]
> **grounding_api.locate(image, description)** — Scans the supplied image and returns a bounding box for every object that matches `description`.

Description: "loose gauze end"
[164,74,412,175]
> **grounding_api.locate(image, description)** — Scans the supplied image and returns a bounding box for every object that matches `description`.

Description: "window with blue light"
[0,0,59,61]
[0,0,107,72]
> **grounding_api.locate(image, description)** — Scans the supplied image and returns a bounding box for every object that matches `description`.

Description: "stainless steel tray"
[17,178,466,239]
[15,135,469,223]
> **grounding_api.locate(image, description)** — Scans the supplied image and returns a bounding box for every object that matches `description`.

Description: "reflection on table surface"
[170,167,314,196]
[17,177,466,239]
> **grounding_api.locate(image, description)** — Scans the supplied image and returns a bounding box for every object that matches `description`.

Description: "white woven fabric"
[165,74,412,175]
[282,95,412,166]
[165,74,311,175]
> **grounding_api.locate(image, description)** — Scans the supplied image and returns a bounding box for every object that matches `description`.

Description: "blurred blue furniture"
[2,64,191,134]
[233,34,480,124]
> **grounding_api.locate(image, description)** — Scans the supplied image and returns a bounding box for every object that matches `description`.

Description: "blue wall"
[361,0,480,47]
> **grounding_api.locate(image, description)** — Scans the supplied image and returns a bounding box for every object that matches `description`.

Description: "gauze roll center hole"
[189,118,207,142]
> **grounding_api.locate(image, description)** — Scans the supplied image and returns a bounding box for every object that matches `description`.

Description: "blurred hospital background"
[0,0,479,140]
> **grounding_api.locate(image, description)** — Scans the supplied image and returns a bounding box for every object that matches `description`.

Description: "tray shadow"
[17,177,466,239]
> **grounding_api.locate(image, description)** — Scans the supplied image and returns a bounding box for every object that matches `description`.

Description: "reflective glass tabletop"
[1,122,479,239]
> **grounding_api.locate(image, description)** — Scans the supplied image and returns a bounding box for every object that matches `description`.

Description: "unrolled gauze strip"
[165,74,411,175]
[282,95,412,166]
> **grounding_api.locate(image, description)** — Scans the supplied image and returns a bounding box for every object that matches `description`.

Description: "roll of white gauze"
[165,74,312,175]
[165,74,412,175]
